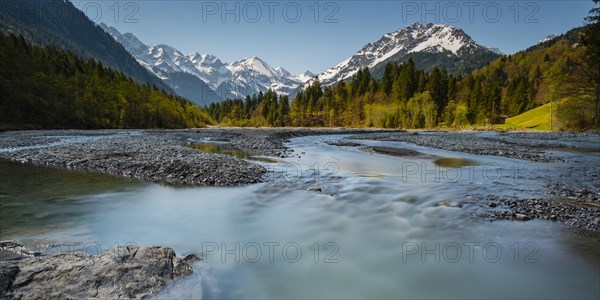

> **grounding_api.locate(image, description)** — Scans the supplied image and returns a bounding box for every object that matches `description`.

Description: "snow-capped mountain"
[100,24,311,104]
[309,22,500,87]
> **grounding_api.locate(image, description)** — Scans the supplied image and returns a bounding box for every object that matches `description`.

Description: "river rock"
[1,246,197,299]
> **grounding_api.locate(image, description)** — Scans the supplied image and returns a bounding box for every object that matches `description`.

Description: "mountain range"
[100,24,314,104]
[102,22,502,104]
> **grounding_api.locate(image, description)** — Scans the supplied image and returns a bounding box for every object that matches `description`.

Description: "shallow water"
[189,142,280,163]
[1,135,598,299]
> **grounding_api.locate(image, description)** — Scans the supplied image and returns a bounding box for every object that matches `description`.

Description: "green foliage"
[364,103,402,128]
[393,58,417,102]
[405,91,437,128]
[0,33,212,129]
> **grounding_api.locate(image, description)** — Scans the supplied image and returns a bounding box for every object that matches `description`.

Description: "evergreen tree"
[398,58,417,102]
[277,95,290,126]
[426,67,448,117]
[379,63,397,95]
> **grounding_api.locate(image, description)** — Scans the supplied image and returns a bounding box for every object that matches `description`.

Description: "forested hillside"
[0,0,172,92]
[0,33,212,129]
[208,23,598,130]
[454,26,593,128]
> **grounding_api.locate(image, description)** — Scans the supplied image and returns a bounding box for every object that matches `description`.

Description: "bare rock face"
[1,245,198,299]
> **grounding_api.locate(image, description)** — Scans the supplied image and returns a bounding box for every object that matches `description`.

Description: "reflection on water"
[434,157,481,168]
[0,159,138,238]
[1,136,599,299]
[189,143,280,163]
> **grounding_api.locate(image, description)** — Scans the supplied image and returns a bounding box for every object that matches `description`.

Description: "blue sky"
[78,0,596,74]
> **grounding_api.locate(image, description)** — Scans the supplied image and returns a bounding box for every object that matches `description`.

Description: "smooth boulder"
[1,245,198,299]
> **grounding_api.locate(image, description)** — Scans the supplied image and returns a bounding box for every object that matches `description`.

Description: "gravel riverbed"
[0,130,268,186]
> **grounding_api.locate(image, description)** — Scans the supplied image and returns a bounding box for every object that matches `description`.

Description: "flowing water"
[1,135,598,299]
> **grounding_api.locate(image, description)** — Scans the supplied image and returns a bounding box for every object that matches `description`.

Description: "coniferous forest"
[0,33,212,129]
